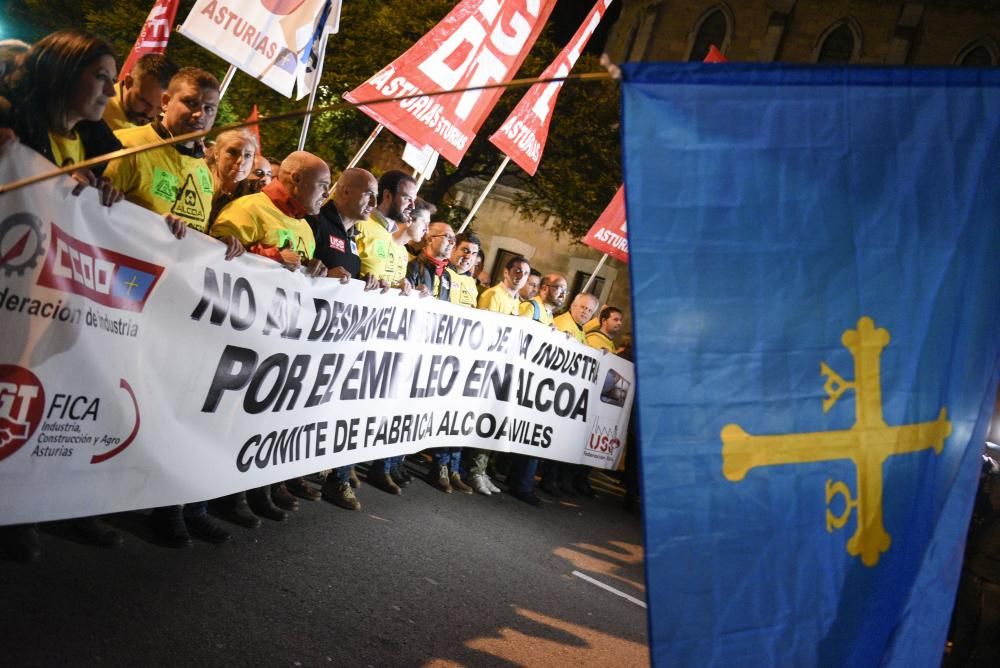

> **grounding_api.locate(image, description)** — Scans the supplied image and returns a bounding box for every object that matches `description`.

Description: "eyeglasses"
[430,234,456,242]
[543,284,567,294]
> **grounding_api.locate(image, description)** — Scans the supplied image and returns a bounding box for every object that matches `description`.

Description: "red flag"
[490,0,613,176]
[703,44,728,63]
[246,106,262,152]
[582,186,628,263]
[343,0,557,167]
[119,0,180,81]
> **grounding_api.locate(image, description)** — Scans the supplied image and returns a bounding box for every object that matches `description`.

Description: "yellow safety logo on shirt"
[171,174,206,222]
[152,167,179,203]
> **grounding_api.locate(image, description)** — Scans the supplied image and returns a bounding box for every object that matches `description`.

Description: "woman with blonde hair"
[206,127,260,225]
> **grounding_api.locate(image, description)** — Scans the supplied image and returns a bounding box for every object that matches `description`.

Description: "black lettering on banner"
[409,354,460,398]
[305,353,345,408]
[486,326,511,353]
[202,345,258,412]
[519,331,533,358]
[262,287,304,340]
[462,360,512,400]
[341,351,403,400]
[190,269,256,330]
[516,368,589,421]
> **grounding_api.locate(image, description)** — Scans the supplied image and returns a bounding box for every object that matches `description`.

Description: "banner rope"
[0,71,614,196]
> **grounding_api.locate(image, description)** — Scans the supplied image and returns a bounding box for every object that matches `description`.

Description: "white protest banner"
[402,142,439,182]
[0,144,633,525]
[177,0,340,98]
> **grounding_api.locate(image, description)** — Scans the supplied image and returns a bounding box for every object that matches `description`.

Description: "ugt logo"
[0,365,46,462]
[721,317,951,566]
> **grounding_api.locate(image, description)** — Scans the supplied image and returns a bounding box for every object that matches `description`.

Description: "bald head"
[424,222,455,260]
[333,167,378,225]
[279,151,330,216]
[569,293,599,326]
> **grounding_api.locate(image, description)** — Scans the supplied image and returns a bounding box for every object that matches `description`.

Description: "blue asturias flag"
[623,63,1000,666]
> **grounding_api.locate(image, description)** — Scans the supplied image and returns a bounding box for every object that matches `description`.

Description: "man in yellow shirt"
[356,169,415,292]
[103,54,177,131]
[586,306,624,353]
[519,273,568,326]
[447,231,481,310]
[553,293,599,344]
[211,151,330,272]
[543,293,600,498]
[477,256,530,315]
[105,68,223,237]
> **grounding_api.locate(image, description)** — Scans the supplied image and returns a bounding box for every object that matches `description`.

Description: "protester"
[0,38,30,80]
[248,153,274,188]
[104,66,246,547]
[0,28,128,560]
[586,306,623,352]
[357,169,417,494]
[206,128,260,225]
[102,53,177,131]
[477,256,530,316]
[0,29,122,207]
[396,197,434,258]
[519,273,567,325]
[541,292,601,498]
[519,268,542,302]
[308,167,382,511]
[447,231,482,310]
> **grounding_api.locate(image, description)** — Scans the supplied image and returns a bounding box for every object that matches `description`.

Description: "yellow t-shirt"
[586,330,616,352]
[356,216,407,287]
[211,192,316,260]
[477,283,520,315]
[519,296,554,325]
[102,83,135,133]
[448,269,478,309]
[48,132,85,168]
[105,124,215,232]
[553,312,585,344]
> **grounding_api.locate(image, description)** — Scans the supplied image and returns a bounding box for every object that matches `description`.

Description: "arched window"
[814,19,863,64]
[955,39,999,66]
[687,6,733,62]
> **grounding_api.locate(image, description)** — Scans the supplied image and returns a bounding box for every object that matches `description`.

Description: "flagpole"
[218,64,238,99]
[414,150,438,191]
[345,123,384,169]
[457,156,510,233]
[296,30,331,151]
[581,254,609,294]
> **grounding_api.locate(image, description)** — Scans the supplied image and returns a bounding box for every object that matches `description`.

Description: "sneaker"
[323,481,362,511]
[287,477,321,501]
[272,483,300,511]
[469,474,492,496]
[430,465,452,494]
[368,470,402,495]
[485,477,502,494]
[186,512,232,544]
[450,472,473,494]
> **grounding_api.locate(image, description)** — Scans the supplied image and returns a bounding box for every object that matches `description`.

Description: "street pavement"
[0,459,647,667]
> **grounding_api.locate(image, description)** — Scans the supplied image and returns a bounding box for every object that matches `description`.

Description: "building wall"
[453,181,633,332]
[604,0,1000,66]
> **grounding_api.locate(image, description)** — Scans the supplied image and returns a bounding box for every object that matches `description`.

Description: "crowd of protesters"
[0,30,636,562]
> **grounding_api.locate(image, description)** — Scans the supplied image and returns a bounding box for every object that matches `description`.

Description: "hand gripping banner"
[623,64,1000,666]
[343,0,557,167]
[0,143,633,526]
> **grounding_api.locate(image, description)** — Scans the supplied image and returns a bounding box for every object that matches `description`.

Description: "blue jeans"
[431,448,462,472]
[331,466,351,484]
[372,457,404,474]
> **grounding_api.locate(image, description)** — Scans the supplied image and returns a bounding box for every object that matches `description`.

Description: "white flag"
[402,143,439,182]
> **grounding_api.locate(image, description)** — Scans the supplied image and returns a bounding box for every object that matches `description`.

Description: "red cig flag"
[119,0,180,81]
[343,0,557,167]
[582,185,628,263]
[489,0,614,176]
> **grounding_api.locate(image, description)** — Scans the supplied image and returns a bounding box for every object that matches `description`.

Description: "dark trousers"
[947,570,1000,667]
[506,455,538,494]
